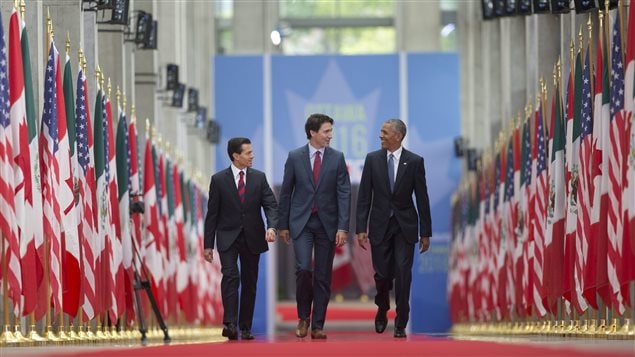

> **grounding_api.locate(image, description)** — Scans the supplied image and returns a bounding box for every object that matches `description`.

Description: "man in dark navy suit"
[356,119,432,338]
[278,113,351,339]
[204,137,278,340]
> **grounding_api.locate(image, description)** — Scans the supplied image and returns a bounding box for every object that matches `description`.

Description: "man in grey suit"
[204,137,278,340]
[278,113,351,339]
[356,119,432,338]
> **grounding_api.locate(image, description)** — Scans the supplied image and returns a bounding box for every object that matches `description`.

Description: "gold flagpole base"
[95,327,108,340]
[564,320,576,336]
[1,325,19,344]
[615,318,633,339]
[44,326,62,343]
[13,325,30,344]
[595,318,607,338]
[586,319,597,336]
[109,326,120,340]
[27,325,47,343]
[77,328,89,341]
[83,324,97,341]
[605,318,619,338]
[67,324,82,341]
[542,320,553,335]
[117,328,128,340]
[578,319,589,336]
[57,329,72,342]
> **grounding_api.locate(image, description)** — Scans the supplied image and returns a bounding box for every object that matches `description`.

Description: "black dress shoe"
[241,329,254,340]
[374,309,388,333]
[394,328,407,338]
[222,325,238,340]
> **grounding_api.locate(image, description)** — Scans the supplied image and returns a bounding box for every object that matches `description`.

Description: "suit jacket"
[277,145,351,240]
[355,148,432,245]
[204,166,278,254]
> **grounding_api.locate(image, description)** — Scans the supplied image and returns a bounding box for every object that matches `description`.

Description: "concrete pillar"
[499,17,526,125]
[97,19,124,106]
[188,0,215,176]
[133,0,156,144]
[536,15,561,95]
[458,0,478,148]
[155,0,180,154]
[396,0,440,52]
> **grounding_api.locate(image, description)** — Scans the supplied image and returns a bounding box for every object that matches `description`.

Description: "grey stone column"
[482,19,501,145]
[133,0,156,145]
[154,0,180,156]
[499,17,526,126]
[395,0,440,52]
[233,0,265,54]
[187,0,215,176]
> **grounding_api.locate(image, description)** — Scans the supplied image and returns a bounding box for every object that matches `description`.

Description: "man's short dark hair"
[384,118,407,140]
[304,113,334,140]
[227,137,251,161]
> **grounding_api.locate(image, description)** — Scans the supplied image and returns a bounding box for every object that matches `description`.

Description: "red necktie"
[312,152,321,213]
[313,151,321,184]
[237,171,245,204]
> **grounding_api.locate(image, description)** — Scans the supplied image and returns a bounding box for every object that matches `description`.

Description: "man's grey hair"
[384,118,407,139]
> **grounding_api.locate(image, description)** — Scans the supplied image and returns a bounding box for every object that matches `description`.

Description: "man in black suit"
[355,119,432,338]
[278,113,351,339]
[204,137,278,340]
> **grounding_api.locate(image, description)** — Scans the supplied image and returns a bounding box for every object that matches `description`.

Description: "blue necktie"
[388,153,395,192]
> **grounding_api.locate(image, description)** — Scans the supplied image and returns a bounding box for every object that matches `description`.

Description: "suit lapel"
[394,149,408,192]
[302,145,315,188]
[244,168,257,204]
[315,147,332,189]
[379,149,391,193]
[225,167,241,205]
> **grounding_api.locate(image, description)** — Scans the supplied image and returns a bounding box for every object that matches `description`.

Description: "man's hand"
[204,248,214,263]
[419,236,430,254]
[266,228,276,243]
[279,229,290,245]
[356,233,368,251]
[335,231,348,247]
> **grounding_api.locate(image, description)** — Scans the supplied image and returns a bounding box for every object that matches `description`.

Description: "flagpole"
[1,235,18,344]
[19,1,44,343]
[42,10,58,343]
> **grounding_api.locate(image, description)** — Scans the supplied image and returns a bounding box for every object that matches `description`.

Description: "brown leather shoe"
[310,328,327,339]
[295,319,309,338]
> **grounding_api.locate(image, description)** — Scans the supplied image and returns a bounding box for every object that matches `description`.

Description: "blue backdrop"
[214,53,460,334]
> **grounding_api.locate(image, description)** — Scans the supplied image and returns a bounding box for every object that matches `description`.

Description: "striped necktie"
[388,153,395,192]
[237,171,245,204]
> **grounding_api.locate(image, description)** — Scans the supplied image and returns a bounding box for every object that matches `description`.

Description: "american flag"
[625,0,635,284]
[502,137,515,313]
[39,41,62,314]
[607,17,626,315]
[75,66,97,320]
[532,104,547,317]
[520,119,533,314]
[574,49,593,314]
[0,13,22,314]
[491,152,502,316]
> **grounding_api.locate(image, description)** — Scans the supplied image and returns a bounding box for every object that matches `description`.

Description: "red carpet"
[276,303,397,321]
[43,332,630,357]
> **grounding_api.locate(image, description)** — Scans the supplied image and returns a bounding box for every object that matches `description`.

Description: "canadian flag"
[331,242,353,291]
